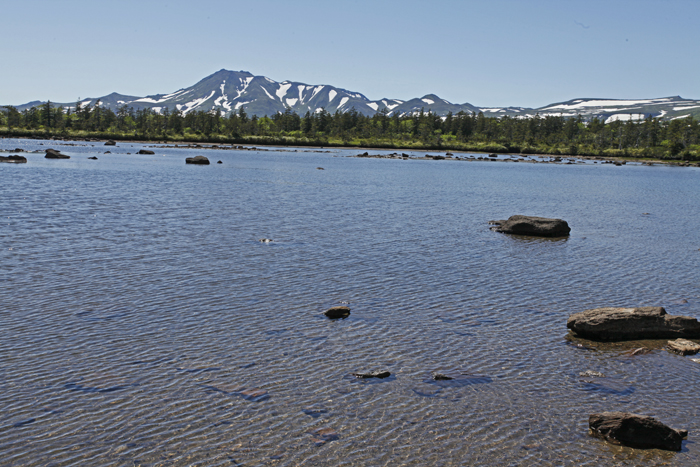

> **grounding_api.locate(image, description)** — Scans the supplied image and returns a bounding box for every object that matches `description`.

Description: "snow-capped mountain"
[10,69,700,121]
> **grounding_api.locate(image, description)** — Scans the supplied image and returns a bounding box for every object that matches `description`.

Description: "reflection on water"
[1,138,700,466]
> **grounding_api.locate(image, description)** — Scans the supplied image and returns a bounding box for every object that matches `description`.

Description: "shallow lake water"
[1,138,699,466]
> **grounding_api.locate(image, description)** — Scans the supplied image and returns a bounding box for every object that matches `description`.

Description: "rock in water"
[667,338,700,355]
[45,148,69,159]
[137,149,155,155]
[567,307,700,341]
[324,306,350,319]
[186,155,210,165]
[489,215,570,237]
[352,371,390,379]
[104,140,116,146]
[589,412,687,451]
[0,155,27,163]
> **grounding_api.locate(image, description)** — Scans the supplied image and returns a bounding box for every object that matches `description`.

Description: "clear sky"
[2,0,698,108]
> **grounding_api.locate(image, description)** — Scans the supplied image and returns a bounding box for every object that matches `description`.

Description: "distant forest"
[2,101,699,160]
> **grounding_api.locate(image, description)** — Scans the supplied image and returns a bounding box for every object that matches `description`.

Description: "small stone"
[137,149,155,155]
[667,338,700,355]
[324,306,350,319]
[239,388,269,401]
[217,160,222,164]
[316,167,324,170]
[432,373,453,380]
[88,156,98,160]
[308,427,339,445]
[352,370,390,379]
[579,370,605,377]
[259,238,273,243]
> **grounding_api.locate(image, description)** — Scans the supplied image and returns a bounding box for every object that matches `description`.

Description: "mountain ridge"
[7,69,700,122]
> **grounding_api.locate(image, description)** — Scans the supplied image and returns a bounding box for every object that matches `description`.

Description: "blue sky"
[2,0,698,108]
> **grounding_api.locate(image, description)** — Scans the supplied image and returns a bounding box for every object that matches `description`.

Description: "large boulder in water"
[567,307,700,341]
[185,155,210,165]
[137,149,155,155]
[489,215,570,237]
[104,140,116,146]
[589,412,687,451]
[45,148,69,159]
[0,155,27,163]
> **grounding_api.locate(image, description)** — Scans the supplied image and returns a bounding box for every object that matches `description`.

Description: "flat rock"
[567,306,700,341]
[667,338,700,355]
[352,370,390,379]
[0,155,27,163]
[186,155,210,165]
[589,412,687,451]
[324,306,350,319]
[104,140,116,146]
[137,149,155,155]
[88,156,98,160]
[489,215,570,237]
[308,427,339,445]
[45,148,69,159]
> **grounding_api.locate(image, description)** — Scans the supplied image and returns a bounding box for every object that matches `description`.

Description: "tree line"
[2,100,699,159]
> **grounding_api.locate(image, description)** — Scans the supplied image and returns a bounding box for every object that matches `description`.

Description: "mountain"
[9,69,700,121]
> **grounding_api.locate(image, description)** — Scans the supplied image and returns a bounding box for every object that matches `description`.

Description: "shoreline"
[1,134,698,167]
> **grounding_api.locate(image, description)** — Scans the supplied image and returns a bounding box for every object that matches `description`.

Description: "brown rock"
[137,149,155,155]
[589,412,687,451]
[667,338,700,355]
[324,306,350,319]
[352,370,390,379]
[45,148,69,159]
[0,155,27,163]
[567,306,700,341]
[489,215,570,237]
[185,155,210,165]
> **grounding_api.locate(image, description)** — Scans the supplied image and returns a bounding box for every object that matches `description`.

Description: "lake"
[1,138,699,466]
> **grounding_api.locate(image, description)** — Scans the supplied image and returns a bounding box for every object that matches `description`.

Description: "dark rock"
[589,412,687,451]
[45,148,69,159]
[0,155,27,163]
[186,155,210,165]
[432,373,453,380]
[488,153,498,157]
[667,338,700,355]
[137,149,155,155]
[317,167,324,170]
[88,156,98,160]
[12,148,24,152]
[104,151,111,154]
[567,306,700,341]
[259,238,273,243]
[104,140,116,146]
[217,160,222,164]
[432,155,445,160]
[489,215,571,237]
[324,306,350,319]
[352,370,390,379]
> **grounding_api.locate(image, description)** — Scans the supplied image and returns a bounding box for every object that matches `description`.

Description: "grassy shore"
[1,127,698,164]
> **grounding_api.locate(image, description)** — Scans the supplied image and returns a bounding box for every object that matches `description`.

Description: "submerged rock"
[489,215,570,237]
[567,306,700,341]
[45,148,69,159]
[667,338,700,355]
[88,156,98,160]
[589,412,687,451]
[0,155,27,163]
[352,370,390,379]
[308,427,339,445]
[432,373,453,380]
[259,238,273,243]
[137,149,155,155]
[324,306,350,319]
[186,155,210,165]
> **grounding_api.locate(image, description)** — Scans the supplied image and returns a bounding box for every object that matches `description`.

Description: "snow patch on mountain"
[605,114,646,124]
[367,102,378,111]
[276,83,292,101]
[286,98,298,107]
[262,87,275,100]
[328,90,337,102]
[339,97,349,108]
[311,85,325,100]
[422,98,435,105]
